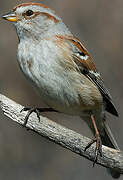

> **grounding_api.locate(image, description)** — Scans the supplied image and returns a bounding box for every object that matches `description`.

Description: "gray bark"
[0,94,123,174]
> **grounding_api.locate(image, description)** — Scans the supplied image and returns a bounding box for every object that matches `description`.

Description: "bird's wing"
[64,36,118,116]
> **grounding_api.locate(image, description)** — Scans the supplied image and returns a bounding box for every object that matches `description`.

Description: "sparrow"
[2,2,120,178]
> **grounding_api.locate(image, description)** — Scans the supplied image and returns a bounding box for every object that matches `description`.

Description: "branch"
[0,94,123,174]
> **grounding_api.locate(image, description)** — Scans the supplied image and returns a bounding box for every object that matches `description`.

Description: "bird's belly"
[31,70,103,116]
[17,42,103,116]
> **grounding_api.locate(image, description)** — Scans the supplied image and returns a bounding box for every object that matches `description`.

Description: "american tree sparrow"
[2,2,120,178]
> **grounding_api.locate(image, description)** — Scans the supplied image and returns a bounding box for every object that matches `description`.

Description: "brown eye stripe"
[22,11,59,23]
[40,12,59,23]
[13,3,50,11]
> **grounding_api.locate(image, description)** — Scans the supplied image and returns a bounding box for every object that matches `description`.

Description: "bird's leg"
[84,114,102,166]
[20,107,58,127]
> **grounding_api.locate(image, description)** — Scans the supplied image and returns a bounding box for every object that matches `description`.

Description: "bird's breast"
[17,39,103,115]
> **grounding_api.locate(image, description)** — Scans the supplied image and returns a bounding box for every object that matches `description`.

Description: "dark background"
[0,0,123,179]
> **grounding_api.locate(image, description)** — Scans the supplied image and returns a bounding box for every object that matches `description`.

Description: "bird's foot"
[84,133,102,166]
[20,107,58,127]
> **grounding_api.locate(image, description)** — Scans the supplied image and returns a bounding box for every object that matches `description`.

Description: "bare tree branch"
[0,94,123,174]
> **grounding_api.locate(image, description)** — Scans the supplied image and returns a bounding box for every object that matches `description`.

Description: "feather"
[67,37,118,116]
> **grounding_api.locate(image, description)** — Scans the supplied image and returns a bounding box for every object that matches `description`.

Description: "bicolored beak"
[2,12,18,22]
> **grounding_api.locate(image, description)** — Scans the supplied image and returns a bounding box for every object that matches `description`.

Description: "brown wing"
[66,37,118,116]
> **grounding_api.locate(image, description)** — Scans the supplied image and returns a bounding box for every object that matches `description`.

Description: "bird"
[2,2,120,178]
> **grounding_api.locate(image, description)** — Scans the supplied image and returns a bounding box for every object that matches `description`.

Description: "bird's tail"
[100,121,120,179]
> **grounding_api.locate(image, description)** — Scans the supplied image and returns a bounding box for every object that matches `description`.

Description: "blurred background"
[0,0,123,179]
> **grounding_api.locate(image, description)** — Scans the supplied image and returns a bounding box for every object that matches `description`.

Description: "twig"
[0,94,123,174]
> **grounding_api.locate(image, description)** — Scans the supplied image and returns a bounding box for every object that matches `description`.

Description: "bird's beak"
[2,12,18,22]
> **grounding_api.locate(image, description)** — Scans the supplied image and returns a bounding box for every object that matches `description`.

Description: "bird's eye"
[25,10,34,16]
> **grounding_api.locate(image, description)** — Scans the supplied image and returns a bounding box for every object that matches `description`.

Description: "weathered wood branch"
[0,94,123,174]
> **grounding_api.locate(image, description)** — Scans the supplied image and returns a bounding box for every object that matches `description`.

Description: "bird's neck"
[16,21,72,42]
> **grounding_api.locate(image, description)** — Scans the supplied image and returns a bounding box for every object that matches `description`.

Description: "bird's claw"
[84,134,102,166]
[20,107,41,127]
